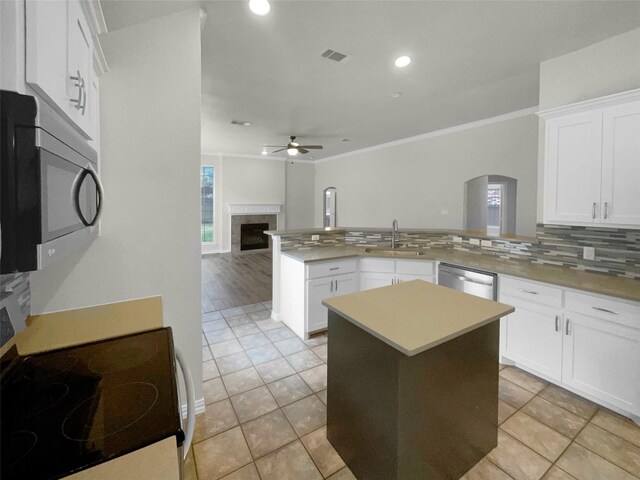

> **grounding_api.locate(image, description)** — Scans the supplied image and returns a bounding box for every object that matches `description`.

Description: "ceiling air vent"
[321,49,350,63]
[230,120,252,126]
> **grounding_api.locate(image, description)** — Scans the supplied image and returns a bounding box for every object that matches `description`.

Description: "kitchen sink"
[364,247,425,256]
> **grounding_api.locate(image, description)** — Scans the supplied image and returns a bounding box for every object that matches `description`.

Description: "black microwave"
[1,90,103,273]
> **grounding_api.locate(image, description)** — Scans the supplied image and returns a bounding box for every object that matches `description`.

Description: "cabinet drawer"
[359,258,395,273]
[307,259,357,279]
[396,260,434,276]
[565,291,640,329]
[499,276,563,308]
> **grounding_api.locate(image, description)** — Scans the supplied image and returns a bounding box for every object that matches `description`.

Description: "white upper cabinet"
[540,91,640,229]
[25,0,108,140]
[601,101,640,226]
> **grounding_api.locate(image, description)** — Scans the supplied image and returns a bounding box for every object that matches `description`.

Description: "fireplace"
[240,223,269,251]
[228,204,281,254]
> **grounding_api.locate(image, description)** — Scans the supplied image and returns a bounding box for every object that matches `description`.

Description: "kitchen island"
[322,280,514,480]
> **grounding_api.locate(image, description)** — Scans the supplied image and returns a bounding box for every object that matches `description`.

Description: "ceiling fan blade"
[297,148,309,154]
[264,145,287,148]
[271,148,286,153]
[298,145,323,149]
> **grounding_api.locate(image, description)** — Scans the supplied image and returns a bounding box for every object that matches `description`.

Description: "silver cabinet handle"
[70,70,84,110]
[555,315,560,332]
[604,202,609,219]
[331,280,335,292]
[80,83,87,115]
[592,306,618,315]
[565,318,571,335]
[335,279,338,291]
[329,267,340,271]
[519,288,539,295]
[592,202,597,219]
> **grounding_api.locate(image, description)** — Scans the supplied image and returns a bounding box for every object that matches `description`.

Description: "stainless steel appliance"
[1,90,103,273]
[437,263,497,300]
[0,327,195,479]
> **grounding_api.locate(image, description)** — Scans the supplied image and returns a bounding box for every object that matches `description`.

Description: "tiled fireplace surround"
[231,215,277,254]
[278,225,640,280]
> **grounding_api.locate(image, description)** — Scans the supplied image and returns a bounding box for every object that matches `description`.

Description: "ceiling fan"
[265,136,323,155]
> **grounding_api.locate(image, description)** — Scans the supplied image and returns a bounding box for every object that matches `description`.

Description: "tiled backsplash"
[278,225,640,280]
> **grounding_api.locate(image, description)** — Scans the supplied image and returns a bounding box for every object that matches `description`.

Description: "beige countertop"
[282,247,640,303]
[1,296,165,357]
[323,279,514,356]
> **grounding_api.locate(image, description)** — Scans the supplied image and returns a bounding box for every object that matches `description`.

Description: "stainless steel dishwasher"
[437,263,498,300]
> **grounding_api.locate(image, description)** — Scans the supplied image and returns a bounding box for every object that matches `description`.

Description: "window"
[201,166,214,243]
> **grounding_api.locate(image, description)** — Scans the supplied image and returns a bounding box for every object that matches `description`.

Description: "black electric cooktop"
[0,327,184,479]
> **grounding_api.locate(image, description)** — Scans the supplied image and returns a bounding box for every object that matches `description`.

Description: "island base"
[327,311,499,480]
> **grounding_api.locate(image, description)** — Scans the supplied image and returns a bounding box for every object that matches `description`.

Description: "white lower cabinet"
[359,258,434,291]
[307,272,357,333]
[500,276,640,420]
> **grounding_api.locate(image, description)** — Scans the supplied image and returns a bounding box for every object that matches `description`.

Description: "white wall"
[30,9,204,399]
[314,114,539,236]
[217,155,285,251]
[285,161,316,229]
[539,27,640,110]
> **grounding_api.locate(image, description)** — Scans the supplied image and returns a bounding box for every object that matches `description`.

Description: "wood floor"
[202,252,272,311]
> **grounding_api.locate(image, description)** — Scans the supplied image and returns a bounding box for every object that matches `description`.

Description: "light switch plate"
[452,236,463,243]
[469,238,480,246]
[481,240,492,247]
[583,246,595,261]
[311,234,320,241]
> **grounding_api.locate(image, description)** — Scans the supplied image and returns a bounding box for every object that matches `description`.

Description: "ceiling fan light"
[287,148,298,156]
[249,0,270,16]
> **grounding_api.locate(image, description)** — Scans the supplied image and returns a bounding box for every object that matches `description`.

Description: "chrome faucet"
[391,219,399,248]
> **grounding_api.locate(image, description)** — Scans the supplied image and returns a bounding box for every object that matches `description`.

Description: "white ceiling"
[101,1,640,161]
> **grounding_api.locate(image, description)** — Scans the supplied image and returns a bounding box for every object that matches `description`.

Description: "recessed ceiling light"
[261,148,268,155]
[388,92,402,98]
[341,138,350,142]
[395,56,411,68]
[249,0,270,16]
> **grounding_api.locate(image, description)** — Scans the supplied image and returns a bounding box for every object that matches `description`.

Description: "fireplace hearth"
[240,223,269,251]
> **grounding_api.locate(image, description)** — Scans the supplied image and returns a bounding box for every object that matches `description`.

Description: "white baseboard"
[271,311,281,321]
[181,397,206,419]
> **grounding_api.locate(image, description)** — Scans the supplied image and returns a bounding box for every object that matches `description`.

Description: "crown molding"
[201,152,315,163]
[315,106,538,164]
[537,88,640,119]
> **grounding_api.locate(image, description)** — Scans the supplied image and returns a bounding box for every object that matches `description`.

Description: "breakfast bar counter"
[322,280,514,480]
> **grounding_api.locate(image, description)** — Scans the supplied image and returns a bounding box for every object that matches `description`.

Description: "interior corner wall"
[29,9,203,399]
[285,161,316,230]
[314,114,539,236]
[539,27,640,110]
[219,156,285,251]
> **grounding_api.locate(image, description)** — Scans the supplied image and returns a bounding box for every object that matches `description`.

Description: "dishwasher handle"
[448,274,493,287]
[176,348,195,460]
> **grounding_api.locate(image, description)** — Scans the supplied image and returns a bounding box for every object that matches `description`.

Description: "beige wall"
[217,155,285,251]
[314,114,539,236]
[539,27,640,110]
[286,161,316,230]
[30,9,204,398]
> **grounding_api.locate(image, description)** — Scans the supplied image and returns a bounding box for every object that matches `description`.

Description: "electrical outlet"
[481,240,492,247]
[311,234,320,241]
[583,246,595,261]
[452,236,463,243]
[469,238,480,246]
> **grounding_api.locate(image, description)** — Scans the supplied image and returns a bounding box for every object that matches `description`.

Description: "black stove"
[0,327,184,479]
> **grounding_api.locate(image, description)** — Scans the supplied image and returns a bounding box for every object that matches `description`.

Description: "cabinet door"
[67,0,93,137]
[544,112,603,224]
[601,101,640,226]
[333,273,357,296]
[396,273,434,284]
[306,277,333,333]
[500,295,563,381]
[25,0,68,111]
[563,311,640,416]
[359,272,394,291]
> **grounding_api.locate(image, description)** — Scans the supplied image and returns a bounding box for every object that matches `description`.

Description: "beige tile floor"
[186,302,640,480]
